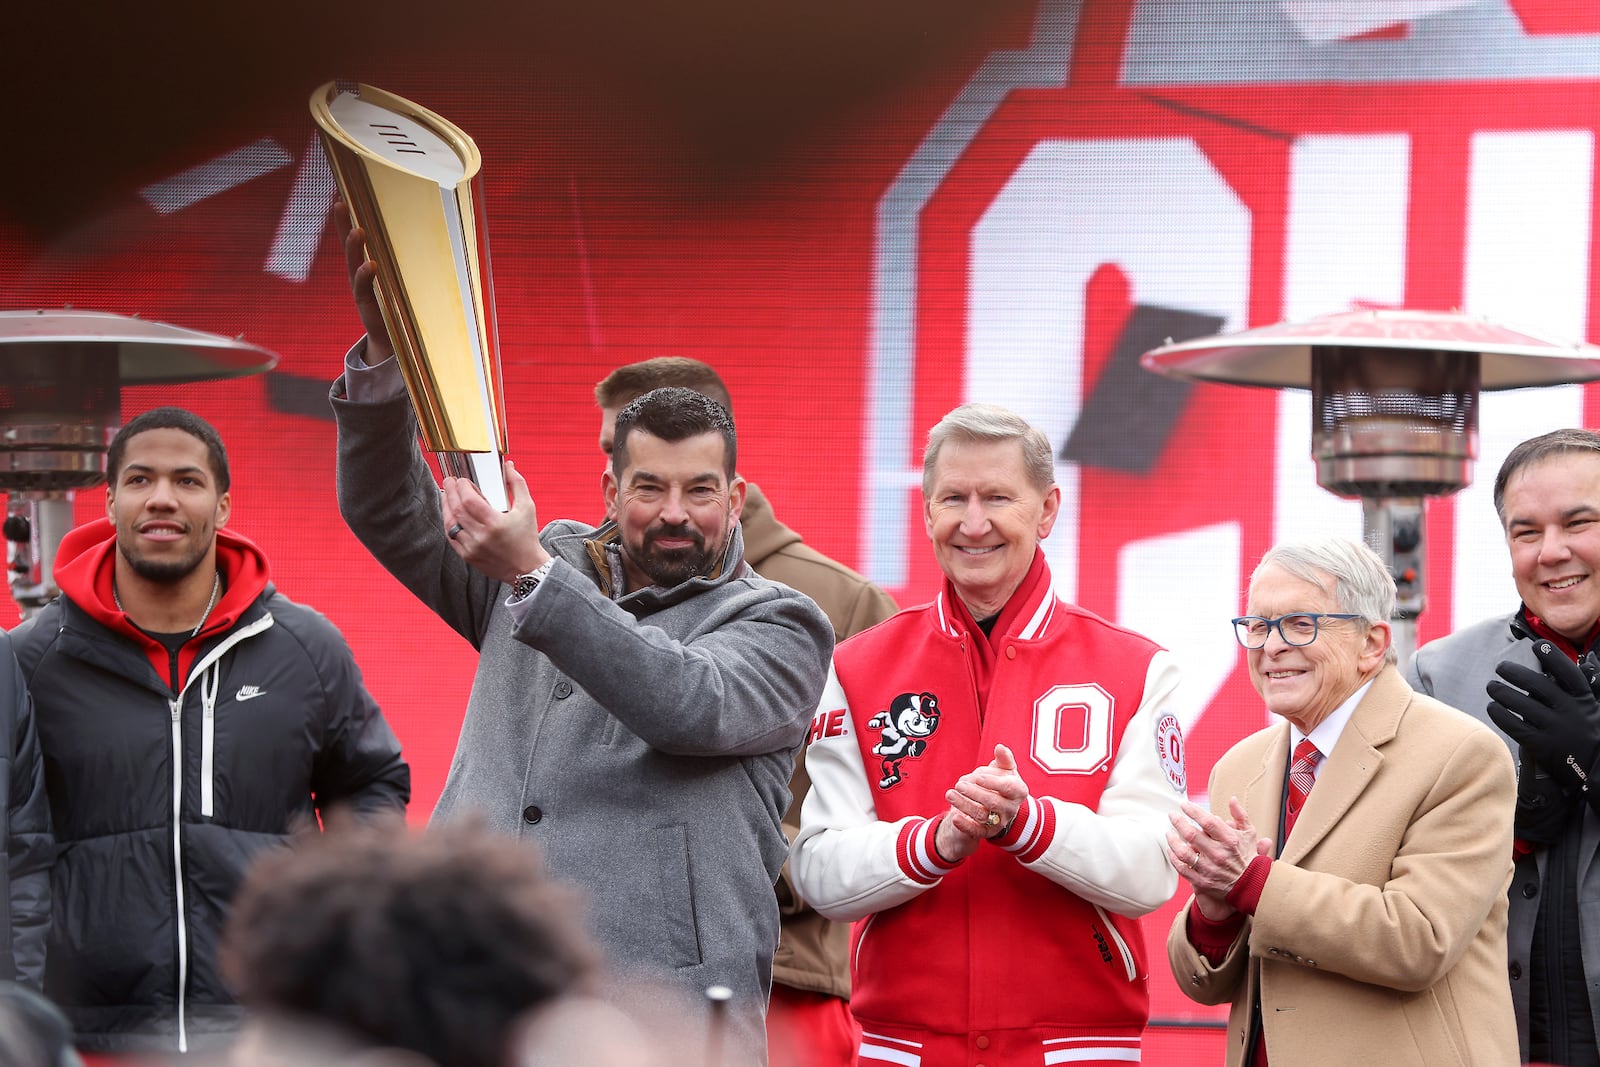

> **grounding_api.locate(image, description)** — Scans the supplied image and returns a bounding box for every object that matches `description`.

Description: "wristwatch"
[511,559,556,600]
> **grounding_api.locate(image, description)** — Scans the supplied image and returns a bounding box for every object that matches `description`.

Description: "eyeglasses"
[1231,613,1365,649]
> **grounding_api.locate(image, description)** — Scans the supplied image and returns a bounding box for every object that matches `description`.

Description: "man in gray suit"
[1406,427,1600,1066]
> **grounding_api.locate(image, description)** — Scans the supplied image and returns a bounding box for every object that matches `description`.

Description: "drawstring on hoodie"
[199,662,220,818]
[163,609,274,1052]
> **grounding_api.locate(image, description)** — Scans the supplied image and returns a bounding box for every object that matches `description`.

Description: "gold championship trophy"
[311,82,511,510]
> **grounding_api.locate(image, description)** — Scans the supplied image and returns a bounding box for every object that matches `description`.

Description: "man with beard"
[329,214,835,1065]
[10,407,411,1058]
[594,357,897,1067]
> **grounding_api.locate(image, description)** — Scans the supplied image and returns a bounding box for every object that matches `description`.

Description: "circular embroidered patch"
[1155,712,1186,794]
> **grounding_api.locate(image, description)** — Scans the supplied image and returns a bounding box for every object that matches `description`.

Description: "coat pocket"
[1399,986,1468,1066]
[652,824,703,969]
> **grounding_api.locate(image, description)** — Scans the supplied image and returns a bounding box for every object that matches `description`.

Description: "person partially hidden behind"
[1407,427,1600,1066]
[1170,536,1517,1066]
[0,631,49,996]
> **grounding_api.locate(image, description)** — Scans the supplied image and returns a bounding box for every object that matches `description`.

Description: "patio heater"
[1142,309,1600,664]
[0,309,278,616]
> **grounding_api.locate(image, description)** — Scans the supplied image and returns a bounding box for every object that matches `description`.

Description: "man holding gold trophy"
[316,84,835,1064]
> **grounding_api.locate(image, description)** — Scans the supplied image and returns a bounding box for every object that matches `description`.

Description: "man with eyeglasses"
[1168,536,1516,1067]
[1407,428,1600,1066]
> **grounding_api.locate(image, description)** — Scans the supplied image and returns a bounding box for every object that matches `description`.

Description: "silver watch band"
[511,558,556,600]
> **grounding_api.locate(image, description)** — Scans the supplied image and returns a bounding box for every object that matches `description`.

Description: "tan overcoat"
[1168,667,1519,1066]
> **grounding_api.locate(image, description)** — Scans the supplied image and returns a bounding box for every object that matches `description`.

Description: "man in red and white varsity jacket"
[793,403,1186,1067]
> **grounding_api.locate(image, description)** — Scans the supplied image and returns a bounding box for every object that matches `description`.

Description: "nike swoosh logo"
[235,687,267,702]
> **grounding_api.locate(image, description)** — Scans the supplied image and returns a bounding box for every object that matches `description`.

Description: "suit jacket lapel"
[1244,727,1290,857]
[1279,667,1405,865]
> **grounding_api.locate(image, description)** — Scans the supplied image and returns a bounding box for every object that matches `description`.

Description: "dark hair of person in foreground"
[221,816,599,1067]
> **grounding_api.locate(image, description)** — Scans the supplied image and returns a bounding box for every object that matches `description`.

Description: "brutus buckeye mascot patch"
[868,691,941,789]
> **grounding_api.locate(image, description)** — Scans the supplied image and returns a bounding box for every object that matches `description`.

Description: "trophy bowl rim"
[309,80,482,178]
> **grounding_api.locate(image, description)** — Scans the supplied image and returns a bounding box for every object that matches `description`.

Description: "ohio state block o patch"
[1155,712,1186,794]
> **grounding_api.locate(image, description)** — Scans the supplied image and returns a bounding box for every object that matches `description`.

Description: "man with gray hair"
[1407,427,1600,1065]
[1172,536,1516,1066]
[794,402,1186,1064]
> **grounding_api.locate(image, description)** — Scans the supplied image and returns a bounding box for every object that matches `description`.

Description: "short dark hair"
[106,407,231,493]
[611,387,737,482]
[594,358,733,416]
[1493,428,1600,524]
[222,817,598,1067]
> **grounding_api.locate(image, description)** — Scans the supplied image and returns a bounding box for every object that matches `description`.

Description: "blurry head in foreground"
[222,817,598,1067]
[0,982,83,1067]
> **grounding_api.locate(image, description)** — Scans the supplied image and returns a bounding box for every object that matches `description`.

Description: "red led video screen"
[6,2,1600,1058]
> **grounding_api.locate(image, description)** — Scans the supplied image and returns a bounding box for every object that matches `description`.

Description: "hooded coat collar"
[53,517,272,686]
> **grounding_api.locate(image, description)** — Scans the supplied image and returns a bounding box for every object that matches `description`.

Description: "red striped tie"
[1286,738,1322,834]
[1253,738,1325,1066]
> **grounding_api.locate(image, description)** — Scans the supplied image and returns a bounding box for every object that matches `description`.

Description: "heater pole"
[1362,496,1425,666]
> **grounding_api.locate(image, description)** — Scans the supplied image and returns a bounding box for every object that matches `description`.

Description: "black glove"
[1487,638,1600,794]
[1511,746,1582,844]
